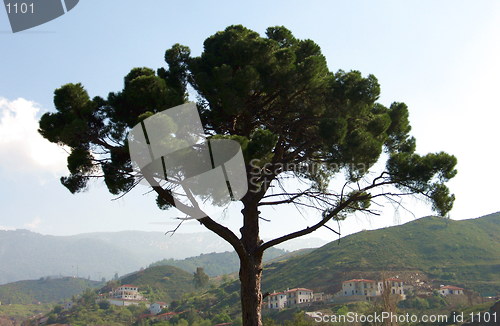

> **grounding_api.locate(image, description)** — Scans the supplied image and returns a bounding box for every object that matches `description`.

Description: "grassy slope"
[262,212,500,295]
[149,247,287,276]
[0,304,53,323]
[118,265,196,302]
[0,277,102,304]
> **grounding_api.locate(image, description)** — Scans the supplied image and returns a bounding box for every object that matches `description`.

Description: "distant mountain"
[72,230,234,261]
[0,230,233,285]
[262,212,500,296]
[0,277,102,304]
[0,228,326,285]
[0,229,144,285]
[149,247,288,276]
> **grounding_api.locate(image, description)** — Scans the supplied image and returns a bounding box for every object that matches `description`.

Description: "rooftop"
[286,288,313,292]
[440,285,464,290]
[343,279,376,283]
[119,284,138,288]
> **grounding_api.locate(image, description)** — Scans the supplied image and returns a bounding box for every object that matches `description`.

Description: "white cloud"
[0,225,15,231]
[0,97,68,176]
[24,216,42,230]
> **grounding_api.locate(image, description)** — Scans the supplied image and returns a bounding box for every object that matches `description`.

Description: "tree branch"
[143,173,247,260]
[257,191,368,253]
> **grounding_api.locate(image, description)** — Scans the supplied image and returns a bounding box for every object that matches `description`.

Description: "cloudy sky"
[0,0,499,242]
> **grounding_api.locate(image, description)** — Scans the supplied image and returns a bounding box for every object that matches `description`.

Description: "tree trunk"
[239,202,264,326]
[240,255,263,326]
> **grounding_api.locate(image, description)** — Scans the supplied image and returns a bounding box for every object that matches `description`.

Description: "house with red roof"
[267,291,287,310]
[105,284,147,306]
[113,284,143,300]
[341,278,405,299]
[266,288,315,309]
[285,288,314,307]
[342,279,380,297]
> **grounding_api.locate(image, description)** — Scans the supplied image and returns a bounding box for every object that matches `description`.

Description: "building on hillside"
[342,279,380,297]
[112,284,143,300]
[339,278,405,301]
[286,288,314,307]
[149,302,168,315]
[438,285,464,296]
[105,284,147,306]
[383,278,405,299]
[313,292,324,302]
[267,291,287,310]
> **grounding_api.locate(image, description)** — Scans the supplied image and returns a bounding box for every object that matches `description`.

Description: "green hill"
[262,212,500,296]
[0,277,102,304]
[117,265,196,302]
[149,247,287,276]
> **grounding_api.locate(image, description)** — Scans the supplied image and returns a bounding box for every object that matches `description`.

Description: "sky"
[0,0,499,242]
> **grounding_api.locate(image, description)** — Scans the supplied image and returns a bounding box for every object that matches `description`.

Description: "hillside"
[117,265,196,303]
[262,212,500,296]
[0,277,102,304]
[149,247,288,276]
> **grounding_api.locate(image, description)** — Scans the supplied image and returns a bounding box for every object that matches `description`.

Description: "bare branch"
[257,191,368,253]
[322,223,340,236]
[257,192,306,206]
[165,220,184,237]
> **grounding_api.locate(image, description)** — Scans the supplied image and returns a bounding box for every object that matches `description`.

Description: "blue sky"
[0,0,499,241]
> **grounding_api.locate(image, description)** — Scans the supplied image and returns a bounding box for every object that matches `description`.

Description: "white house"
[439,285,464,296]
[149,302,168,315]
[383,278,405,298]
[267,291,287,310]
[112,284,143,300]
[105,284,147,306]
[341,278,405,299]
[286,288,314,307]
[342,279,380,297]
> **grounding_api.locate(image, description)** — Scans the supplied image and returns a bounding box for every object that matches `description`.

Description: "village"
[264,277,466,310]
[19,269,483,326]
[57,277,466,316]
[67,278,467,316]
